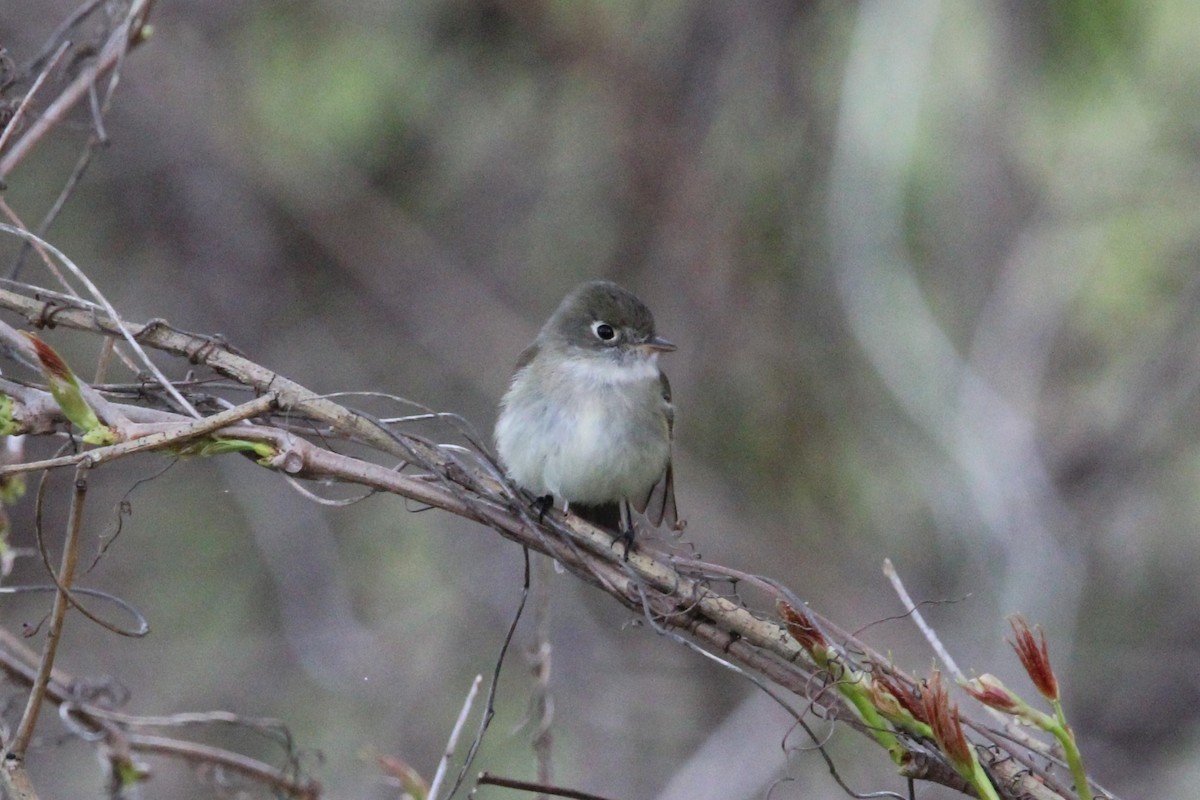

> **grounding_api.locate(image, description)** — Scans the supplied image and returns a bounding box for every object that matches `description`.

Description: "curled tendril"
[0,584,149,637]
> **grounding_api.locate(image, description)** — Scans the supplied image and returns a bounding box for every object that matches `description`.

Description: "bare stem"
[882,558,963,679]
[0,393,277,477]
[0,0,154,180]
[427,674,482,800]
[8,461,89,758]
[476,772,616,800]
[0,761,39,800]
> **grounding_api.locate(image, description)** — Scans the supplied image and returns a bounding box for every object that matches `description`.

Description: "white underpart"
[495,350,670,507]
[556,352,661,384]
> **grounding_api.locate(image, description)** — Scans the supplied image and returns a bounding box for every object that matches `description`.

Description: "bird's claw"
[533,494,554,523]
[617,525,635,561]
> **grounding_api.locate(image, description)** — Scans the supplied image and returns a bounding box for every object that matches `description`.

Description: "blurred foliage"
[2,0,1200,797]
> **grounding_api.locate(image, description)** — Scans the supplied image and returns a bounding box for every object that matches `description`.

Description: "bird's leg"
[617,499,636,561]
[533,494,555,523]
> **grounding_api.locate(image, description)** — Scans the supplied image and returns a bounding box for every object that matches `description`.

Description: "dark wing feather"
[641,459,678,528]
[638,370,678,528]
[660,370,674,435]
[512,341,540,373]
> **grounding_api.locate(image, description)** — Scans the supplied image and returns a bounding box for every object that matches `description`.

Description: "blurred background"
[2,1,1198,797]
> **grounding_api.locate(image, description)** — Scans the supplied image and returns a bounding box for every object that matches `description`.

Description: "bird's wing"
[641,460,678,529]
[636,370,678,528]
[512,341,540,373]
[660,369,674,436]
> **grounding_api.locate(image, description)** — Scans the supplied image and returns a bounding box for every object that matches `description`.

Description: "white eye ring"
[591,321,617,342]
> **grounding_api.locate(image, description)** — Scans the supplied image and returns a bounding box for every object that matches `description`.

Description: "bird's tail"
[571,502,622,531]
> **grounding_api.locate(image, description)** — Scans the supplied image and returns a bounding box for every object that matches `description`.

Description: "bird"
[495,280,678,557]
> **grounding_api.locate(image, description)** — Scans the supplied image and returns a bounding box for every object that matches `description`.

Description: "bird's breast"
[509,360,670,504]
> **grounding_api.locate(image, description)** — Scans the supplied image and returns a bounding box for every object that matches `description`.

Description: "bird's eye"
[592,321,616,341]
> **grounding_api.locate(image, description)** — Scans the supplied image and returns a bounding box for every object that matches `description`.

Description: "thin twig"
[25,0,107,74]
[0,0,153,179]
[529,554,554,787]
[0,392,276,477]
[0,40,71,155]
[0,634,315,797]
[448,548,532,798]
[11,139,106,285]
[0,199,75,293]
[882,558,963,679]
[0,585,148,638]
[9,461,89,758]
[476,772,616,800]
[428,674,482,800]
[126,734,320,799]
[0,224,198,417]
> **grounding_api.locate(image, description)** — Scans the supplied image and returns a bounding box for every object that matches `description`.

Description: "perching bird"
[495,281,678,557]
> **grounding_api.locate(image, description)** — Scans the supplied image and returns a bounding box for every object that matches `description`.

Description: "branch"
[0,0,154,180]
[9,461,89,758]
[0,628,320,799]
[0,282,1104,800]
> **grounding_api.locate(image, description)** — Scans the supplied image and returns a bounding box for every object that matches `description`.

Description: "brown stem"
[8,461,89,758]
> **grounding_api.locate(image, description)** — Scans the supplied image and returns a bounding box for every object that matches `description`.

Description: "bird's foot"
[617,525,636,561]
[533,494,554,523]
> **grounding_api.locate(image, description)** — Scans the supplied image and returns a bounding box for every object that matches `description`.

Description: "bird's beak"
[642,335,676,353]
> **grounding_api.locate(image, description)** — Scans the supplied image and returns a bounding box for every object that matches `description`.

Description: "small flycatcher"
[495,281,678,556]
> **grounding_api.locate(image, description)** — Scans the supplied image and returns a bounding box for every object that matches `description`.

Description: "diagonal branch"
[0,283,1103,800]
